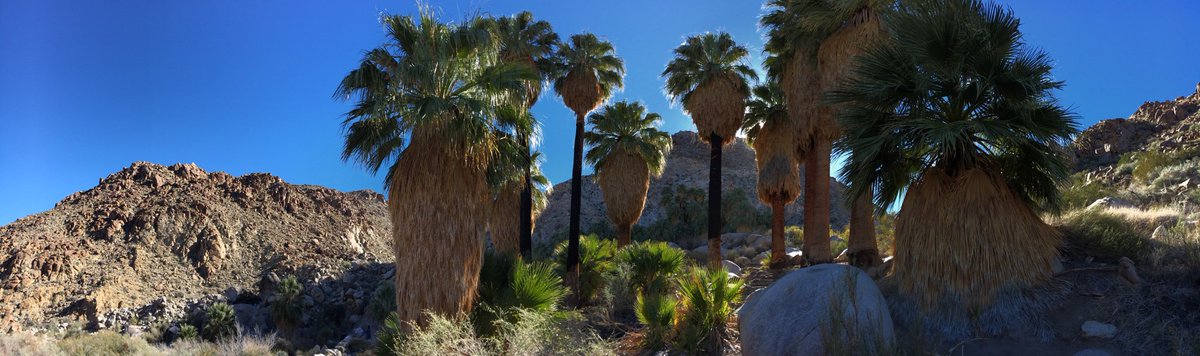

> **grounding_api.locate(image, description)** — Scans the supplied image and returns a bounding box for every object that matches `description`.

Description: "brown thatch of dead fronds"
[559,69,603,118]
[779,49,821,159]
[893,168,1060,310]
[752,115,801,205]
[816,6,886,142]
[487,182,523,254]
[390,134,489,328]
[596,148,652,247]
[684,73,748,146]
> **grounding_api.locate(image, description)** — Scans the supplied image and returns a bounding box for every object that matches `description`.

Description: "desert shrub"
[672,266,744,354]
[601,263,637,320]
[785,225,804,248]
[1148,159,1200,189]
[1119,149,1200,183]
[617,241,685,295]
[722,188,770,233]
[375,310,613,356]
[57,330,159,356]
[164,332,277,356]
[1,332,62,355]
[269,275,302,332]
[1060,210,1147,260]
[475,252,567,335]
[368,283,397,322]
[202,302,238,342]
[830,227,849,257]
[635,291,677,351]
[1059,174,1118,211]
[875,212,897,256]
[554,235,616,305]
[177,324,199,341]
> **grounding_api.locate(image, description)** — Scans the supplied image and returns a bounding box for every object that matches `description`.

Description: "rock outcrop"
[1074,83,1200,172]
[534,131,850,245]
[0,162,393,335]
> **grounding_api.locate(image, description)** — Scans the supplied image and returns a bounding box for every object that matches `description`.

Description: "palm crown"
[661,32,756,109]
[334,11,535,189]
[491,11,559,107]
[741,82,790,145]
[584,101,672,177]
[552,33,625,115]
[831,0,1078,211]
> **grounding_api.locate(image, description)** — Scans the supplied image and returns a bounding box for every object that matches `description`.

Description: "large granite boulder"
[738,264,894,355]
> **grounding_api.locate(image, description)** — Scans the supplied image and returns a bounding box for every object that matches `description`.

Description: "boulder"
[1086,197,1134,210]
[738,264,894,355]
[1081,320,1117,339]
[722,260,742,275]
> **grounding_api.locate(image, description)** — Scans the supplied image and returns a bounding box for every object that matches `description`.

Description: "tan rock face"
[1073,85,1200,173]
[533,131,850,246]
[0,161,393,331]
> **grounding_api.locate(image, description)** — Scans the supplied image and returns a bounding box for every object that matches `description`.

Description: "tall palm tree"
[832,0,1076,320]
[486,107,552,255]
[552,33,625,292]
[762,0,833,264]
[663,32,757,267]
[742,82,799,269]
[585,101,672,247]
[492,12,559,259]
[334,11,534,328]
[761,0,890,265]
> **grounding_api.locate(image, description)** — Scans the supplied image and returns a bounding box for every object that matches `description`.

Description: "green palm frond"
[334,8,537,192]
[661,32,756,105]
[551,33,626,100]
[741,81,789,144]
[830,0,1078,212]
[584,101,673,177]
[490,11,560,106]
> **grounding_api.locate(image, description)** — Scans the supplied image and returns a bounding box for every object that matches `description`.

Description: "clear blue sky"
[2,1,1198,225]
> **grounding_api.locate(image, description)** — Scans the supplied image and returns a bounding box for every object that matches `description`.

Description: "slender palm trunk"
[568,112,584,305]
[519,134,533,259]
[769,200,787,269]
[616,224,632,248]
[803,139,833,264]
[848,191,881,269]
[707,132,723,267]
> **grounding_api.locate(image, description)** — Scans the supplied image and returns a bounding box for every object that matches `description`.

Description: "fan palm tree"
[585,101,672,248]
[832,0,1077,315]
[662,32,756,267]
[334,11,534,328]
[486,107,552,255]
[552,33,625,290]
[742,82,799,269]
[761,0,890,265]
[492,12,559,259]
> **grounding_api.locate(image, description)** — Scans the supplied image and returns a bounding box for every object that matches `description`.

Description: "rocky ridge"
[0,161,393,342]
[1073,83,1200,177]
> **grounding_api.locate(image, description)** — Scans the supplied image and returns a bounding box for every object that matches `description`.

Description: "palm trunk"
[708,132,723,267]
[769,200,787,269]
[848,190,881,269]
[568,112,585,305]
[519,134,533,260]
[803,139,833,264]
[617,224,632,248]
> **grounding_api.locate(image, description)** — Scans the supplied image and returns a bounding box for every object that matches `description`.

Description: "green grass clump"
[554,234,616,305]
[368,283,397,322]
[375,310,613,356]
[269,275,303,332]
[57,330,159,356]
[202,302,238,342]
[673,266,744,355]
[177,324,199,341]
[1061,210,1147,260]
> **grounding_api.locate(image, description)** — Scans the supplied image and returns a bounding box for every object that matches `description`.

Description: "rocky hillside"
[1074,83,1200,177]
[534,131,850,245]
[0,162,394,334]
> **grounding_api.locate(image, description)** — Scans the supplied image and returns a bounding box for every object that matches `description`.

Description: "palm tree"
[662,32,756,267]
[742,82,799,269]
[585,101,672,248]
[486,107,552,255]
[334,11,534,328]
[552,33,625,292]
[762,0,833,264]
[832,0,1076,317]
[761,0,890,265]
[492,12,559,259]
